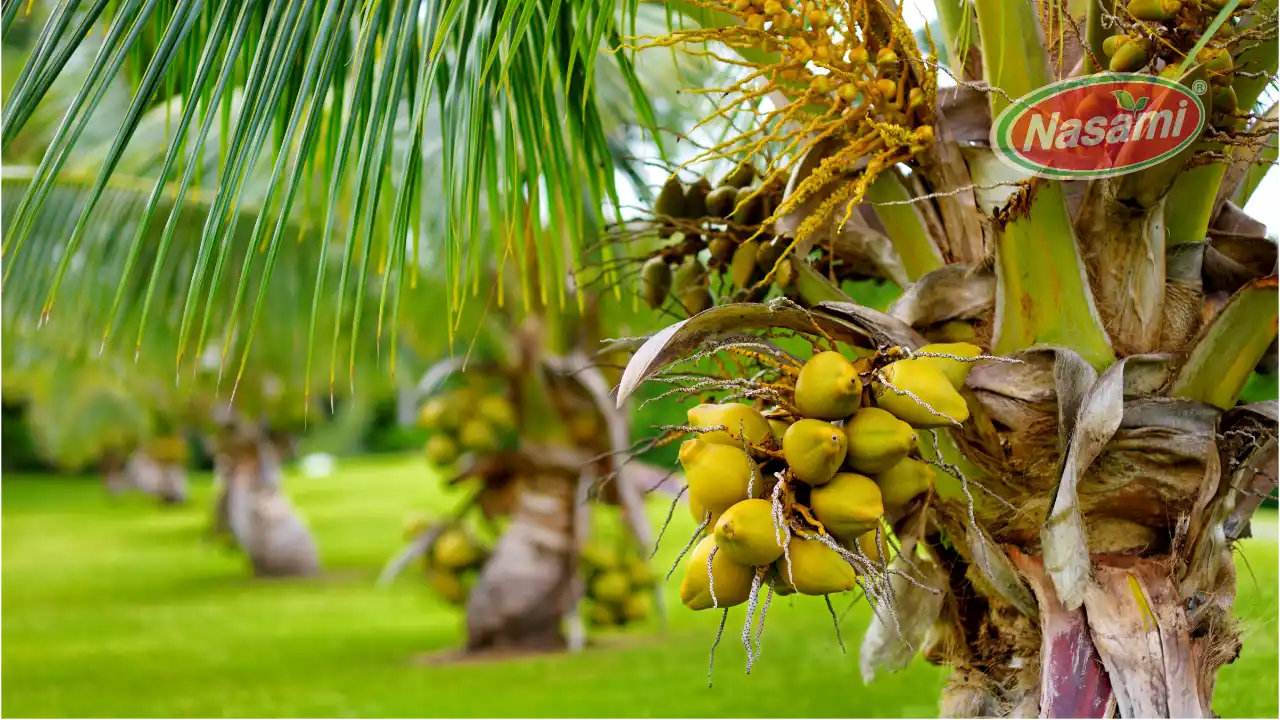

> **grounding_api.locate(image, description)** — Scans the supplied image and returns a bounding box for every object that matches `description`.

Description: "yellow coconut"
[628,557,656,587]
[587,603,620,627]
[679,439,761,515]
[427,567,469,605]
[874,359,969,428]
[776,537,857,596]
[783,419,848,486]
[432,527,483,569]
[767,417,792,447]
[680,535,757,610]
[581,542,620,571]
[687,402,773,447]
[809,472,884,538]
[843,407,917,474]
[914,342,982,390]
[873,457,936,509]
[794,351,864,420]
[459,418,499,453]
[714,499,785,566]
[591,570,632,604]
[622,592,653,621]
[424,434,460,467]
[689,493,722,532]
[477,394,518,430]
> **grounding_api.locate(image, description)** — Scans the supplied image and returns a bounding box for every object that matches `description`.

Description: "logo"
[990,73,1206,180]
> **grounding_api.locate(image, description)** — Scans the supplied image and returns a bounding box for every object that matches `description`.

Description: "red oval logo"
[991,73,1206,179]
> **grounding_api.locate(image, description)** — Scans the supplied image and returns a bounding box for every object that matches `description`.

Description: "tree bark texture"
[213,427,319,578]
[465,470,576,653]
[903,367,1278,718]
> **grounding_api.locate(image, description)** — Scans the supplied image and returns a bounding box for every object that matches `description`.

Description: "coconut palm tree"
[606,1,1278,716]
[4,0,1277,715]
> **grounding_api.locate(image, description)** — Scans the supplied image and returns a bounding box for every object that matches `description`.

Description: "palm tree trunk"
[213,421,319,578]
[465,471,577,653]
[917,394,1277,718]
[155,461,188,505]
[99,451,128,495]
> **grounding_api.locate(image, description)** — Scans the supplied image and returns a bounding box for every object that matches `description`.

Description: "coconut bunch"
[1101,0,1262,123]
[637,166,791,316]
[636,157,908,318]
[418,385,518,469]
[407,521,490,607]
[618,0,938,318]
[145,435,191,465]
[667,341,986,642]
[580,540,659,629]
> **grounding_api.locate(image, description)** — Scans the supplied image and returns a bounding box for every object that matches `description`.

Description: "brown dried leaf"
[1210,200,1267,239]
[1083,560,1208,718]
[916,94,986,264]
[812,301,929,350]
[860,552,947,683]
[938,86,992,145]
[888,263,995,329]
[1203,235,1278,295]
[1043,351,1111,610]
[829,222,909,287]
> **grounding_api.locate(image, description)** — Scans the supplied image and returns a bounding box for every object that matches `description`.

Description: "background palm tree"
[3,0,1277,716]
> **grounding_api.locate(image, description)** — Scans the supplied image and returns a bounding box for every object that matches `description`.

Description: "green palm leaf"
[3,0,667,377]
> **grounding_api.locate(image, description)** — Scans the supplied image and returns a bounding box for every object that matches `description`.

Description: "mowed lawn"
[3,456,1276,718]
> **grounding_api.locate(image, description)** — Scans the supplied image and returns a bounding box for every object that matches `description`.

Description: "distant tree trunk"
[463,454,581,653]
[100,451,129,495]
[213,421,319,578]
[124,450,188,505]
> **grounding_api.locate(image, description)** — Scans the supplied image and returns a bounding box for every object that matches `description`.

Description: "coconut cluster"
[418,386,517,468]
[1102,0,1262,125]
[622,0,939,317]
[405,519,491,606]
[674,341,983,610]
[639,165,789,316]
[580,541,659,629]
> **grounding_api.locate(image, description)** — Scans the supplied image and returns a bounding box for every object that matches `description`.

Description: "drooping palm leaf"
[2,0,670,376]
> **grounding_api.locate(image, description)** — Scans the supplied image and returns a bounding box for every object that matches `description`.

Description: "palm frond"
[3,0,665,378]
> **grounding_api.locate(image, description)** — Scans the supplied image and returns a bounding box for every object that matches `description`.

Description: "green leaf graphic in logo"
[1135,96,1150,112]
[1111,89,1137,111]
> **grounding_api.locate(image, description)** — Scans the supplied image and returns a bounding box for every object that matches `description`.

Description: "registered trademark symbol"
[1191,80,1209,96]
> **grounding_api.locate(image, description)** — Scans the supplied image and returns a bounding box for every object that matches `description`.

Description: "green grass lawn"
[3,456,1276,718]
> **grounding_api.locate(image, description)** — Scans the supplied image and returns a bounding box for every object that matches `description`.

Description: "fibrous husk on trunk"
[465,453,578,652]
[214,419,319,578]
